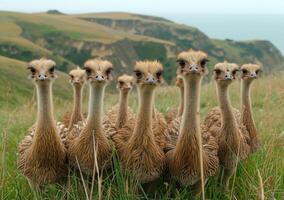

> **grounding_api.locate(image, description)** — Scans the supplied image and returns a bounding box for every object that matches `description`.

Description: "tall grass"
[1,73,284,199]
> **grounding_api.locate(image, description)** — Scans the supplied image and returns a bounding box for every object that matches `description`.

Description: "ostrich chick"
[240,64,262,153]
[62,67,86,130]
[166,50,219,196]
[104,74,135,136]
[17,58,67,188]
[114,61,169,183]
[67,59,113,174]
[203,62,250,188]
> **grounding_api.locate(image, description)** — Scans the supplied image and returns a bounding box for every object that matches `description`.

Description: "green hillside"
[77,12,284,71]
[0,11,283,84]
[0,55,71,109]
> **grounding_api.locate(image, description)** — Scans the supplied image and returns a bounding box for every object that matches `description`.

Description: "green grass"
[1,64,284,199]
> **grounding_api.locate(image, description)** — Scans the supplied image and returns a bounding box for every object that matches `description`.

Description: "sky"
[1,0,284,15]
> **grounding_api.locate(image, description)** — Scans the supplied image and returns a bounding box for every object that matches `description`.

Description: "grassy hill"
[0,11,283,84]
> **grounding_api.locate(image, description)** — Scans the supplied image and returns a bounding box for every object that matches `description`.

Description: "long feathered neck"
[241,80,257,137]
[35,82,56,131]
[85,83,105,135]
[177,76,201,145]
[178,86,184,116]
[33,81,63,154]
[68,84,83,129]
[116,90,129,128]
[132,86,155,142]
[217,83,237,131]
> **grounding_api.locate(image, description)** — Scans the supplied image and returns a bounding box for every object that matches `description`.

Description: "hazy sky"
[1,0,284,14]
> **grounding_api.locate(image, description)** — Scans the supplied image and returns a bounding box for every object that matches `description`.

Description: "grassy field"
[0,61,284,199]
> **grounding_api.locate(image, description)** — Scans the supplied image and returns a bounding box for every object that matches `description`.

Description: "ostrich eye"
[106,68,113,75]
[256,69,261,74]
[232,70,238,75]
[178,60,186,68]
[156,70,163,78]
[214,69,221,74]
[29,67,36,74]
[134,70,143,79]
[242,69,248,74]
[200,59,208,67]
[118,81,123,85]
[69,75,74,79]
[85,68,92,76]
[49,66,55,73]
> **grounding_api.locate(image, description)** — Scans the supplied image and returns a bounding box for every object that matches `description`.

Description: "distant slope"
[0,55,71,109]
[77,12,284,70]
[0,11,283,84]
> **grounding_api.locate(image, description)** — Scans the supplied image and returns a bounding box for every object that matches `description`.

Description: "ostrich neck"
[217,83,237,131]
[241,80,257,135]
[36,83,56,129]
[85,84,105,135]
[116,90,129,128]
[32,82,64,162]
[69,85,83,128]
[132,86,155,142]
[178,86,184,116]
[179,77,201,141]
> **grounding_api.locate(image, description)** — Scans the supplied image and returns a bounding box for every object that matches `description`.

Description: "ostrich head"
[27,58,57,85]
[241,64,262,82]
[214,62,239,86]
[133,60,164,88]
[176,49,208,79]
[117,74,134,92]
[83,58,113,85]
[69,66,86,87]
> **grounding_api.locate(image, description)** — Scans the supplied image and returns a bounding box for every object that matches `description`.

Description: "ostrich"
[203,62,250,188]
[166,50,219,197]
[62,67,86,130]
[66,58,113,174]
[112,60,169,183]
[240,63,262,153]
[17,58,67,188]
[104,74,135,129]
